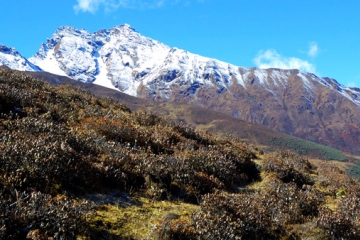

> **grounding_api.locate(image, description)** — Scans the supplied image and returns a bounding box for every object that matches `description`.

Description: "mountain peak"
[30,23,171,93]
[0,44,16,55]
[109,23,140,38]
[115,23,136,31]
[55,26,89,36]
[56,25,77,32]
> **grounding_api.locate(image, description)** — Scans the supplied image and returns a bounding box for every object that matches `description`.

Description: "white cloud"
[307,42,319,57]
[74,0,195,13]
[254,49,316,73]
[347,82,357,88]
[348,75,360,88]
[74,0,105,13]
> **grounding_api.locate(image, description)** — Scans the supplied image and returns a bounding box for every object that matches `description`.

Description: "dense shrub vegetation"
[164,152,360,239]
[1,68,360,239]
[0,69,259,238]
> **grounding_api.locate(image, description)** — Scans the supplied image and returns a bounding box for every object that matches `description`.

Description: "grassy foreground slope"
[1,68,360,239]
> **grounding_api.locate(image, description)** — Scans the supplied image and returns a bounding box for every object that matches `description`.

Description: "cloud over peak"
[253,49,316,73]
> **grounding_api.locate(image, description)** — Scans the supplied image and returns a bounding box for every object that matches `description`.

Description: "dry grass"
[310,158,351,172]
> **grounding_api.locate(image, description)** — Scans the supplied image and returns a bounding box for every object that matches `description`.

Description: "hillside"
[26,70,349,162]
[2,68,360,239]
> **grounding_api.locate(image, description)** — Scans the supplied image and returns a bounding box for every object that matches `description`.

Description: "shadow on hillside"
[86,227,131,240]
[85,190,142,207]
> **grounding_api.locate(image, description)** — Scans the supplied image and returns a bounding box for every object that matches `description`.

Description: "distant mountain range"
[1,24,360,154]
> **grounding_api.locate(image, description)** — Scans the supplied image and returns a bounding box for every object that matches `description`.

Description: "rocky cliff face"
[4,24,360,154]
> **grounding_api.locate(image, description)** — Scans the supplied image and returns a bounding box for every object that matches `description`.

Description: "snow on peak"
[0,44,42,72]
[113,23,136,32]
[30,24,172,93]
[55,26,91,38]
[0,45,16,55]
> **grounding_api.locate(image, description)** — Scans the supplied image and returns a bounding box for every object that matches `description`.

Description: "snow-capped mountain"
[29,24,170,95]
[0,44,42,72]
[3,24,360,154]
[28,24,360,106]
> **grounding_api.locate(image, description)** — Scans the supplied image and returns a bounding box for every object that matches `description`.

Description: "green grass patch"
[88,198,199,239]
[269,136,346,161]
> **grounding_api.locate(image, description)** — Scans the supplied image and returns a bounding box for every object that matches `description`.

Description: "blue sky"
[1,0,360,87]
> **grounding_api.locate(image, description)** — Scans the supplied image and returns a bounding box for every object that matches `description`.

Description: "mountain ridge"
[0,44,42,72]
